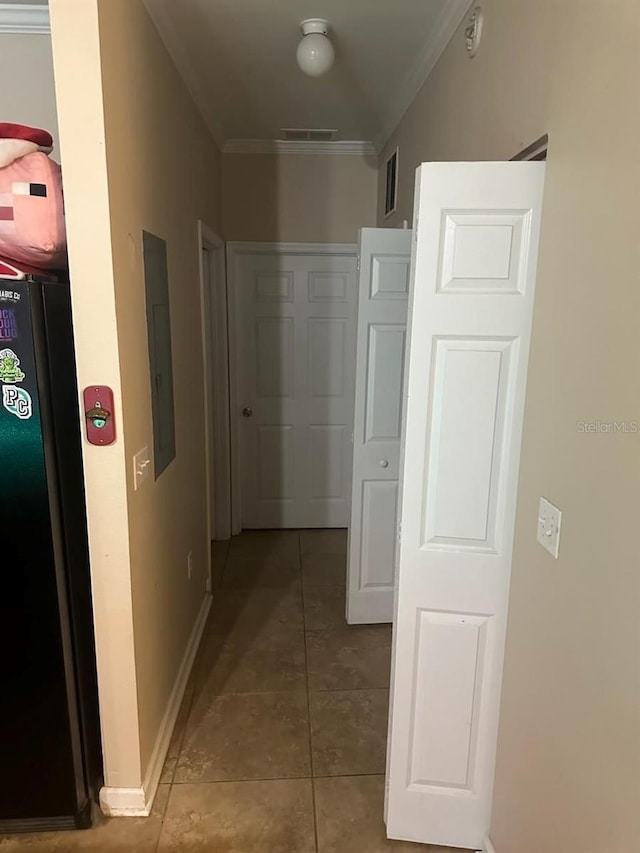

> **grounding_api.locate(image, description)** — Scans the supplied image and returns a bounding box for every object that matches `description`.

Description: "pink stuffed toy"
[0,122,53,168]
[0,123,66,270]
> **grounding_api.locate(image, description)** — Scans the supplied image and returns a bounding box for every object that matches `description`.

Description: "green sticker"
[0,348,25,384]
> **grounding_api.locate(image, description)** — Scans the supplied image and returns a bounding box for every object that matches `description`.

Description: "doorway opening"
[198,222,232,543]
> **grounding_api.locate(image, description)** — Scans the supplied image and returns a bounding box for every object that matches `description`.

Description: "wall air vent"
[281,128,338,142]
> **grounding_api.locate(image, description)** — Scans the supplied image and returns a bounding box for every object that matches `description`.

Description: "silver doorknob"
[242,407,253,418]
[379,458,389,468]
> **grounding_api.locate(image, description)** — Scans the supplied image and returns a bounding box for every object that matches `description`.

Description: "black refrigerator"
[0,275,103,833]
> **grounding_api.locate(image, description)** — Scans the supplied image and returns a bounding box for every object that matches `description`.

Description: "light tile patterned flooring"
[0,530,467,852]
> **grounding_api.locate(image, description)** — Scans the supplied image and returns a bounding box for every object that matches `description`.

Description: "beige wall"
[223,152,377,243]
[97,0,221,775]
[0,32,61,161]
[381,2,640,850]
[49,0,140,790]
[50,0,221,789]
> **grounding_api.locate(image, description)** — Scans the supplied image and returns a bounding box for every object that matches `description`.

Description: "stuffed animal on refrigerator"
[0,123,66,270]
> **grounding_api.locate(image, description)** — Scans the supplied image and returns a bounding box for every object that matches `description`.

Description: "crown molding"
[142,0,225,150]
[375,0,474,152]
[144,0,473,157]
[0,3,50,33]
[223,139,377,156]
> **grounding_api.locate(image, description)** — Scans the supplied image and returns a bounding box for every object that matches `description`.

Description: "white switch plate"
[134,446,151,491]
[537,497,562,558]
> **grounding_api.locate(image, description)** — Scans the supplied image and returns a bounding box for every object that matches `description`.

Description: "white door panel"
[386,163,546,849]
[347,228,412,624]
[236,249,357,529]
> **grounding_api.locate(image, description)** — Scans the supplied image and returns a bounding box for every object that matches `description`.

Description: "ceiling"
[142,0,472,152]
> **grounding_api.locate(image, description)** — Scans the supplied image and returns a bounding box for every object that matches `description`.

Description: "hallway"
[0,529,466,851]
[158,528,464,851]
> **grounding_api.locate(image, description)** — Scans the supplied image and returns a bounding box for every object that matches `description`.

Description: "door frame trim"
[198,222,231,546]
[511,133,549,161]
[226,241,358,533]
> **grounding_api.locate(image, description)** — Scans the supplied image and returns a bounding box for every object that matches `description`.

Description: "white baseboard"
[483,837,497,853]
[100,593,212,817]
[99,786,147,816]
[141,593,212,810]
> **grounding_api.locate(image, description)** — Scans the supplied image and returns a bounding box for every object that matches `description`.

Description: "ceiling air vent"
[281,128,338,142]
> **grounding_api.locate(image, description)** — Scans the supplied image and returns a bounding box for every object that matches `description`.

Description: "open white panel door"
[386,162,546,850]
[347,228,411,624]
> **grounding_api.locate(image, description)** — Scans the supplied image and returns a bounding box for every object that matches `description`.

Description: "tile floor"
[0,530,467,852]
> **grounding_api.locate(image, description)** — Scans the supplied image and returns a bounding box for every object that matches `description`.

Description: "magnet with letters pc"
[83,385,116,446]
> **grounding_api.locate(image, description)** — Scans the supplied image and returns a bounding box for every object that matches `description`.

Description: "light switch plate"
[537,497,562,558]
[134,446,151,491]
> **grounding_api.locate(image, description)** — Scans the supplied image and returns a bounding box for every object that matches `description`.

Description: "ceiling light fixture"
[296,19,335,78]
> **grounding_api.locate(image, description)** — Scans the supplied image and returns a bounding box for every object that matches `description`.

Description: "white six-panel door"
[234,247,358,528]
[386,163,546,849]
[347,228,411,624]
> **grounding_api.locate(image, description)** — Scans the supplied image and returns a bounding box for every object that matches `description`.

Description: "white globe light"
[296,20,335,77]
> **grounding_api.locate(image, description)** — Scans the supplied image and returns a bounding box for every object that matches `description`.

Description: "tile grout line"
[171,541,227,785]
[168,770,384,785]
[157,684,387,699]
[170,532,382,851]
[155,540,232,846]
[159,532,354,851]
[167,643,200,784]
[299,532,321,853]
[218,537,230,588]
[156,537,232,847]
[170,773,313,785]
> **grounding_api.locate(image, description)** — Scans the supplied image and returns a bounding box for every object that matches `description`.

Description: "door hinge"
[356,256,361,272]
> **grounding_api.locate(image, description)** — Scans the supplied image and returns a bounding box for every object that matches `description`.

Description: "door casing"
[198,221,231,543]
